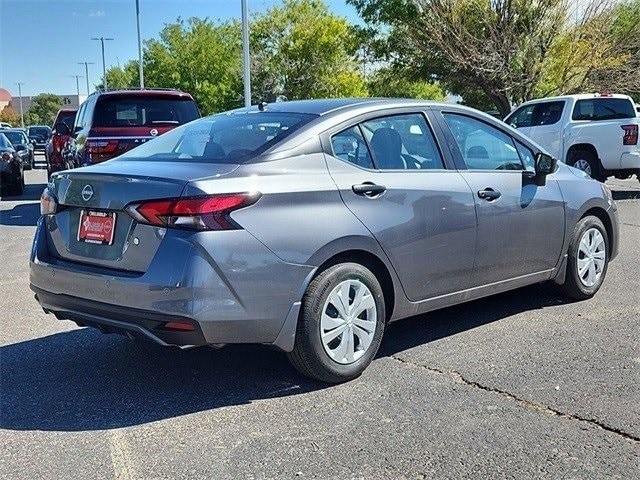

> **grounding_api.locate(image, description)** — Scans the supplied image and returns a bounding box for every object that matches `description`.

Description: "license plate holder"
[77,210,116,245]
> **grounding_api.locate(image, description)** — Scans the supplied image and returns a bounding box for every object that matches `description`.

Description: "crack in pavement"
[389,354,640,444]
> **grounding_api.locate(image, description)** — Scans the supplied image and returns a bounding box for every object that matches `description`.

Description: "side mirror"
[55,122,70,136]
[533,152,557,186]
[15,144,26,152]
[74,126,82,134]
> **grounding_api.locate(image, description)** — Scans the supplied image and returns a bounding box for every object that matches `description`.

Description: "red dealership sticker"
[77,211,116,245]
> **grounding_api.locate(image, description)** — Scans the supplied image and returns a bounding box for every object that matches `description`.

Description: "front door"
[440,112,565,286]
[324,112,478,302]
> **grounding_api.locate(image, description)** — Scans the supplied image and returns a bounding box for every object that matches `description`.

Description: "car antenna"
[258,101,268,112]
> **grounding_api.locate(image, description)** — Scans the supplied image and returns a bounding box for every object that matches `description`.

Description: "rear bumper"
[620,151,640,169]
[32,286,207,347]
[30,218,314,349]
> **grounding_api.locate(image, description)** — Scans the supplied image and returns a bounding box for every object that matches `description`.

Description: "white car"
[506,94,640,183]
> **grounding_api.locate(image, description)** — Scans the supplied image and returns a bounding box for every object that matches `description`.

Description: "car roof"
[230,98,450,116]
[94,89,195,100]
[3,128,27,133]
[518,93,632,106]
[56,108,77,113]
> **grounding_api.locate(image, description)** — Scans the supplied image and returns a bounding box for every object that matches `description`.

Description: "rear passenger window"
[572,98,636,121]
[533,101,564,126]
[331,126,374,169]
[361,114,445,170]
[443,113,524,171]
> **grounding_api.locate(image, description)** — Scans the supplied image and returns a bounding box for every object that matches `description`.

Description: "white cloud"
[88,10,106,18]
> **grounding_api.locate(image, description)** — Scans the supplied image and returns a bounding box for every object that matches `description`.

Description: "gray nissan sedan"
[31,99,619,382]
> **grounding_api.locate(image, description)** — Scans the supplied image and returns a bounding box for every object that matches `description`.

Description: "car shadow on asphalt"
[0,182,47,203]
[612,190,640,200]
[0,202,41,226]
[0,284,566,432]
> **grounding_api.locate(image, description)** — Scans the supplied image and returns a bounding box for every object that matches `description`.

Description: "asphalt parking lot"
[1,161,639,479]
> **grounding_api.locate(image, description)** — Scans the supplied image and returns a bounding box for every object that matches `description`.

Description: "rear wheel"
[557,216,609,300]
[287,263,386,383]
[567,149,605,182]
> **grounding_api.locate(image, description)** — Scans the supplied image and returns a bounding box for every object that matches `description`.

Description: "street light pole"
[135,0,144,89]
[241,0,251,107]
[15,82,25,128]
[91,36,114,90]
[70,75,83,97]
[78,62,95,95]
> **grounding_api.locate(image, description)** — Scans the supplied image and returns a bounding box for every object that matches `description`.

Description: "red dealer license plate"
[77,210,116,245]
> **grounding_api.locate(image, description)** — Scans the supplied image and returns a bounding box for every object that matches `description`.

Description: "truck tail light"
[621,125,638,146]
[125,193,261,231]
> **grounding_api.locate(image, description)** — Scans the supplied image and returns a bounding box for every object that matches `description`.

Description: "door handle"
[352,183,387,197]
[477,188,501,201]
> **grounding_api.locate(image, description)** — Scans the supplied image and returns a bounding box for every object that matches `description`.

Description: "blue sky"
[0,0,360,97]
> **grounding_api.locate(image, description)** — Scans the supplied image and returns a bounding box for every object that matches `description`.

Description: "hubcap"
[320,279,377,365]
[574,159,592,176]
[577,228,606,287]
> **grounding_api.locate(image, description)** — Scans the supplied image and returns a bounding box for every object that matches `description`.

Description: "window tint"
[443,113,524,171]
[117,112,316,163]
[3,131,26,145]
[506,105,534,128]
[532,101,564,126]
[572,98,636,121]
[0,133,9,148]
[93,96,200,128]
[331,126,374,169]
[55,112,76,131]
[360,113,444,170]
[28,126,50,138]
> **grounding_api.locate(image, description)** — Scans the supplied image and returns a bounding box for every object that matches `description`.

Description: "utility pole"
[70,75,83,97]
[241,0,251,107]
[15,82,25,128]
[78,62,95,95]
[136,0,144,89]
[91,36,114,90]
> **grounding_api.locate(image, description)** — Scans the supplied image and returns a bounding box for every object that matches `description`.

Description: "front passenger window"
[443,113,524,171]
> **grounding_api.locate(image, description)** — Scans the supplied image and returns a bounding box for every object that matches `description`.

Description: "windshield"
[3,132,25,145]
[116,111,317,163]
[0,133,11,148]
[93,96,200,127]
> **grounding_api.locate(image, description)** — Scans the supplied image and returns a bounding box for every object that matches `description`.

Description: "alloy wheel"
[574,159,592,176]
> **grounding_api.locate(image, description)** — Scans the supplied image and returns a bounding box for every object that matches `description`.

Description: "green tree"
[24,94,63,126]
[101,60,140,90]
[143,18,243,114]
[368,67,446,100]
[250,0,368,101]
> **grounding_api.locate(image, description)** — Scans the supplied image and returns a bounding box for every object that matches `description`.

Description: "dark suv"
[65,89,200,166]
[27,125,52,152]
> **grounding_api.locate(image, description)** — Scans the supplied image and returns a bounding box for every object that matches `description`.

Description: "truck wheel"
[287,263,386,383]
[567,149,605,182]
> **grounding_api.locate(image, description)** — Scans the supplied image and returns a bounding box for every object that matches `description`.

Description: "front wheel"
[287,263,386,383]
[557,216,609,300]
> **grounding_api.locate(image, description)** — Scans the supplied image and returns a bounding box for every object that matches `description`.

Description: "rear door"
[437,110,565,286]
[527,101,566,159]
[323,110,477,302]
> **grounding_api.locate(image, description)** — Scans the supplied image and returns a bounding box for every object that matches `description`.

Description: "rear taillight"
[622,125,638,145]
[87,140,118,154]
[126,193,261,231]
[1,152,10,162]
[40,188,58,215]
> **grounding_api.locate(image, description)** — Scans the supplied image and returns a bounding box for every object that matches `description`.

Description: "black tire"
[567,149,605,182]
[558,215,609,300]
[14,173,25,196]
[287,262,386,383]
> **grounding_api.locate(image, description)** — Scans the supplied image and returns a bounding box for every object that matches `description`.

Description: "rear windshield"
[93,96,200,128]
[55,113,76,129]
[572,98,636,121]
[116,111,316,163]
[28,126,50,138]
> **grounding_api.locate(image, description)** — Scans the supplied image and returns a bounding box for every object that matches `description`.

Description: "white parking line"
[108,429,135,480]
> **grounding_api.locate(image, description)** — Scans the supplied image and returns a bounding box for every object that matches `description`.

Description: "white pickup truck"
[505,94,640,183]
